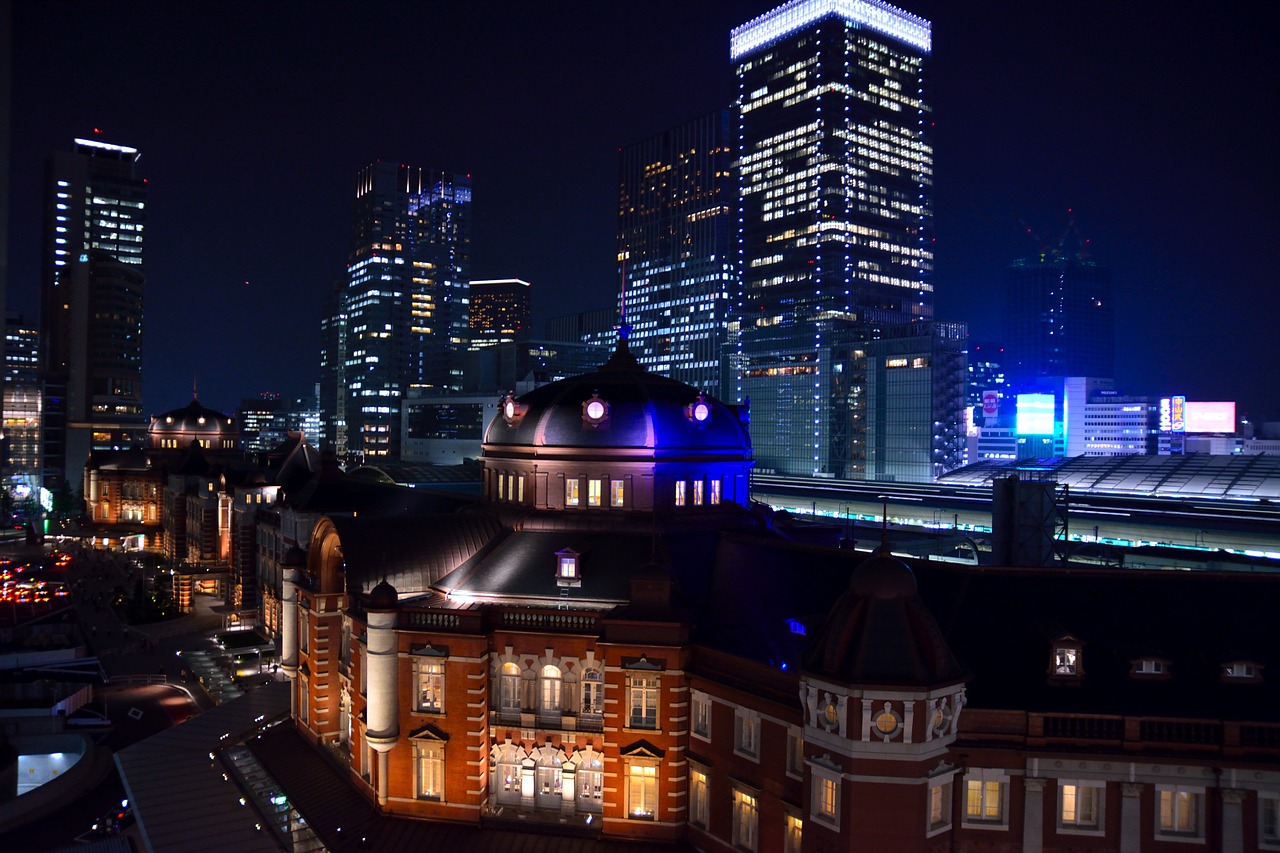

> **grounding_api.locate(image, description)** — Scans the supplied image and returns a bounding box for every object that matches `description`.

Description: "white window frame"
[497,662,521,713]
[580,668,604,718]
[1260,791,1280,850]
[415,742,444,800]
[565,478,580,506]
[732,787,759,851]
[1057,779,1105,836]
[627,760,658,820]
[927,777,954,836]
[539,665,562,718]
[691,690,711,741]
[690,764,709,828]
[588,478,603,507]
[962,770,1009,829]
[415,658,445,713]
[628,674,660,730]
[811,766,841,830]
[734,707,761,760]
[1156,785,1205,840]
[786,726,804,778]
[577,754,604,813]
[784,813,803,853]
[610,478,626,507]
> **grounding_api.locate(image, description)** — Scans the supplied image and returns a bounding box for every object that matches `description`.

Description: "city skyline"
[9,1,1278,421]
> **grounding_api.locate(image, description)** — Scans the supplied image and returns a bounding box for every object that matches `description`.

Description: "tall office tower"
[732,1,933,478]
[1004,252,1113,392]
[40,137,147,493]
[4,316,40,483]
[238,392,284,453]
[318,278,348,456]
[617,110,734,396]
[468,278,531,350]
[322,162,471,461]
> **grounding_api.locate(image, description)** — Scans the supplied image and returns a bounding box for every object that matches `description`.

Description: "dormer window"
[1222,661,1261,682]
[582,392,609,427]
[1050,635,1084,680]
[1132,658,1169,678]
[556,548,581,587]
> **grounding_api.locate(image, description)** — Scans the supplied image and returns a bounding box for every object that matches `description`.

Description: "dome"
[483,341,751,460]
[849,547,918,599]
[367,579,399,610]
[150,397,238,438]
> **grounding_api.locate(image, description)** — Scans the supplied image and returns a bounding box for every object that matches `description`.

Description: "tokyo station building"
[276,340,1280,852]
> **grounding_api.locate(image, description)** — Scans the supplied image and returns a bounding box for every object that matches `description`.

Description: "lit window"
[497,662,521,714]
[785,814,803,853]
[813,774,838,825]
[675,480,687,507]
[1133,658,1165,676]
[588,478,603,507]
[610,479,625,507]
[928,780,953,834]
[1157,787,1203,838]
[690,767,709,827]
[692,479,704,505]
[580,669,603,718]
[539,665,562,718]
[565,478,580,506]
[1224,661,1260,680]
[577,755,603,813]
[556,549,580,585]
[628,762,657,819]
[1059,782,1103,833]
[629,674,660,729]
[964,775,1007,826]
[692,690,711,740]
[709,478,721,505]
[734,708,760,759]
[415,743,444,800]
[733,788,759,851]
[536,752,563,808]
[1054,645,1080,676]
[416,660,444,712]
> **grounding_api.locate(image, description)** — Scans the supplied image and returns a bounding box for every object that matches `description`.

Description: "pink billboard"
[1184,401,1236,433]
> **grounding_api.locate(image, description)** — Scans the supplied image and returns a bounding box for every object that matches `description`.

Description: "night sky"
[9,1,1279,422]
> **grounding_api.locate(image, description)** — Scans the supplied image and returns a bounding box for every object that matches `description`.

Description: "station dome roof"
[150,397,238,437]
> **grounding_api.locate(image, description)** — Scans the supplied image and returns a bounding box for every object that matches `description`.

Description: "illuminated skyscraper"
[4,315,40,483]
[732,0,933,478]
[468,278,531,350]
[617,110,734,395]
[40,137,147,493]
[321,162,471,461]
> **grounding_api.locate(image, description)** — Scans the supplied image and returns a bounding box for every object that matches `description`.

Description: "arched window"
[498,662,521,716]
[494,747,522,805]
[535,753,563,809]
[580,669,603,721]
[540,665,562,719]
[578,754,604,813]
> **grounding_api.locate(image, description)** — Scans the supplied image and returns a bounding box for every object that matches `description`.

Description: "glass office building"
[732,0,933,477]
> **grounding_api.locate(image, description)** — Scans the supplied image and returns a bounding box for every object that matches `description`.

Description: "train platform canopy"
[939,453,1280,500]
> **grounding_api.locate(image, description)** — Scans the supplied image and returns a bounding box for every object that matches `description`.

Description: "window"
[1134,658,1165,676]
[733,789,759,850]
[963,774,1008,827]
[556,549,580,585]
[580,669,603,719]
[1261,792,1280,848]
[416,743,444,800]
[416,660,444,712]
[629,675,659,729]
[928,780,953,834]
[565,478,580,506]
[1157,786,1203,838]
[734,708,760,759]
[628,762,657,819]
[709,478,721,505]
[784,814,803,853]
[495,748,522,805]
[692,479,704,505]
[1054,645,1080,675]
[692,690,711,740]
[690,767,709,827]
[498,662,521,714]
[675,480,686,506]
[813,774,839,826]
[611,479,625,507]
[539,665,562,718]
[536,753,563,809]
[578,755,604,813]
[1059,781,1103,833]
[588,478,603,507]
[1224,661,1260,680]
[786,727,804,777]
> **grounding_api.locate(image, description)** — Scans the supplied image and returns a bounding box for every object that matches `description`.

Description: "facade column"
[1120,782,1143,853]
[1022,777,1045,853]
[1221,788,1246,853]
[365,587,400,806]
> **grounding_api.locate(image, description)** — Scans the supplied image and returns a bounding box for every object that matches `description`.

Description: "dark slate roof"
[287,474,476,516]
[251,722,687,853]
[149,396,238,436]
[333,511,504,598]
[915,564,1280,720]
[483,341,750,457]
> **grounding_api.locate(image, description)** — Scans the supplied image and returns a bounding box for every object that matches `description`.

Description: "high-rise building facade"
[468,278,530,350]
[321,163,471,461]
[617,110,734,396]
[4,315,40,484]
[732,1,933,478]
[1004,253,1113,392]
[40,137,147,492]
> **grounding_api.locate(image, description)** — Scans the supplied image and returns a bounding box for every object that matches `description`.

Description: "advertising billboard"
[1016,393,1056,436]
[1184,401,1236,434]
[1170,395,1186,432]
[981,390,999,418]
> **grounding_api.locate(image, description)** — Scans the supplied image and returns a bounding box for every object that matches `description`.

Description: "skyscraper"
[468,278,531,350]
[617,110,734,396]
[732,0,933,478]
[4,315,40,484]
[40,137,147,493]
[321,162,471,461]
[1004,252,1113,392]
